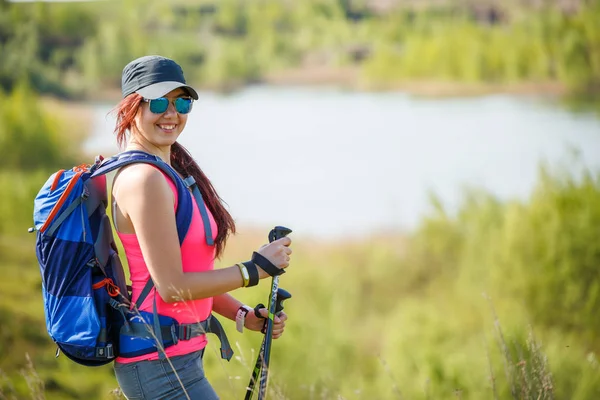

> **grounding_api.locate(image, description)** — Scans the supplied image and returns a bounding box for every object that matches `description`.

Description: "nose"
[163,100,178,117]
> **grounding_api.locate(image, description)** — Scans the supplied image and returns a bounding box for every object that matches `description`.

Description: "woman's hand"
[255,237,293,279]
[244,308,288,340]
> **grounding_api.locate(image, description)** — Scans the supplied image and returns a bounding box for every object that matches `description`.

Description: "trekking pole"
[245,288,291,400]
[246,226,292,400]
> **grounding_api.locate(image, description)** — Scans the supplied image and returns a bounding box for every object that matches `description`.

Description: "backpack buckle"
[178,324,191,341]
[171,324,180,345]
[96,343,113,359]
[89,155,105,174]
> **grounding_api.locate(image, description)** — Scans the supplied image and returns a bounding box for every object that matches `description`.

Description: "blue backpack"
[32,150,232,366]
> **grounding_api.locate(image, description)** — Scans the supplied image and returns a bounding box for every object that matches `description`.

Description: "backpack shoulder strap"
[91,150,192,246]
[183,176,214,246]
[93,150,216,314]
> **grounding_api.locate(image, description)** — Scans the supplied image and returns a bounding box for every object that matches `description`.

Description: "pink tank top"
[115,170,217,363]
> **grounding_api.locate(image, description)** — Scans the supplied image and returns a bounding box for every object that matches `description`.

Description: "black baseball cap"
[121,55,199,100]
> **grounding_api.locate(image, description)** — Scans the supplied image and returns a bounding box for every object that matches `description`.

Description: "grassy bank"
[2,160,599,399]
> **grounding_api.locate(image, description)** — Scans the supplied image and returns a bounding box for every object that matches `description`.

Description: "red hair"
[112,94,236,258]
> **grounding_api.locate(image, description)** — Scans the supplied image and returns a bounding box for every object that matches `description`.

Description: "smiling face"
[130,88,190,151]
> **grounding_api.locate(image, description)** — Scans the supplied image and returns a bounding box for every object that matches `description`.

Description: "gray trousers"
[114,350,219,400]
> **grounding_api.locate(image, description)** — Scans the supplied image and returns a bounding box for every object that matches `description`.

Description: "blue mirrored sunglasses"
[143,97,194,114]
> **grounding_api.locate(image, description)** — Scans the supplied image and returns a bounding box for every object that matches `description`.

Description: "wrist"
[236,263,250,287]
[242,261,260,286]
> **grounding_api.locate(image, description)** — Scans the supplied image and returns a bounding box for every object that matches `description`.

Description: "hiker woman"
[110,55,293,399]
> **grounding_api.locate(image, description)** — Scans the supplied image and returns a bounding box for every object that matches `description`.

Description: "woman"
[110,55,293,399]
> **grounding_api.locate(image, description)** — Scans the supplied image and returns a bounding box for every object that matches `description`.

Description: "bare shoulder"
[113,163,173,203]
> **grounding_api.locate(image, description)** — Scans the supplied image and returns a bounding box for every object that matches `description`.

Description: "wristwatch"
[236,305,253,333]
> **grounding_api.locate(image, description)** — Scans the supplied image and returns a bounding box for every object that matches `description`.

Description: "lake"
[85,86,600,240]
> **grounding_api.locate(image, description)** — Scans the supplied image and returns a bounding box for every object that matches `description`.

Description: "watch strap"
[235,305,252,333]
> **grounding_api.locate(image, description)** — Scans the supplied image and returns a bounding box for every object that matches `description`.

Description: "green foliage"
[497,166,600,340]
[0,83,78,171]
[1,0,600,100]
[0,1,98,97]
[0,84,118,399]
[0,170,47,236]
[362,4,600,90]
[2,159,600,398]
[208,163,600,399]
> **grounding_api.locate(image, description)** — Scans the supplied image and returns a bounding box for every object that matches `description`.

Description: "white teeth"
[160,125,176,130]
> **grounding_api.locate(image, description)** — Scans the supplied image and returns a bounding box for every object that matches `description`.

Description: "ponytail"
[171,142,236,258]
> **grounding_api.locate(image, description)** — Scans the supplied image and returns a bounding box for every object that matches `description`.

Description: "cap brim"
[136,81,199,100]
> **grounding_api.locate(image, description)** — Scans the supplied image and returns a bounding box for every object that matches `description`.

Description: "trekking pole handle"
[268,225,293,317]
[268,226,292,243]
[274,288,292,315]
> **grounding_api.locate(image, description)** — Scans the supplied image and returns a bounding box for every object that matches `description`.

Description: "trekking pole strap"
[251,252,285,277]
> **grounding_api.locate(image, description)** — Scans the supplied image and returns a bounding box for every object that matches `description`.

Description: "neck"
[125,141,171,165]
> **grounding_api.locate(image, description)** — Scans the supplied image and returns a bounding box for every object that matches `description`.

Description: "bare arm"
[212,294,244,321]
[213,293,288,339]
[113,164,292,303]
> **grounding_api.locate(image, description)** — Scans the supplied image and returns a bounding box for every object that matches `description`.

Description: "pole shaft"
[258,275,280,399]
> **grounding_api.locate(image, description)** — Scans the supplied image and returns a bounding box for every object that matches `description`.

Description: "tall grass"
[3,162,600,398]
[1,91,599,398]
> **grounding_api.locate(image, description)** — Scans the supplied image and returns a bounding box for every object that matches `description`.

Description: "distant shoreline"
[46,72,570,147]
[88,66,567,103]
[262,66,566,99]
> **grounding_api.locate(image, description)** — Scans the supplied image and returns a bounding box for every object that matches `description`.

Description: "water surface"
[86,86,600,239]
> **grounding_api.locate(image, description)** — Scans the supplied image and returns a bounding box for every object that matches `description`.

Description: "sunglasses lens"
[174,98,193,114]
[148,98,169,114]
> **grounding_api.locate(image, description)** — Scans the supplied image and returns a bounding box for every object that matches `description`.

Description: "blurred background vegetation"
[0,0,599,101]
[1,0,599,399]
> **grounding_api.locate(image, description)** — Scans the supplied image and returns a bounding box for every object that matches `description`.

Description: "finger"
[261,308,282,324]
[273,321,285,331]
[274,237,292,247]
[258,308,269,319]
[276,311,288,322]
[278,246,287,257]
[272,324,285,334]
